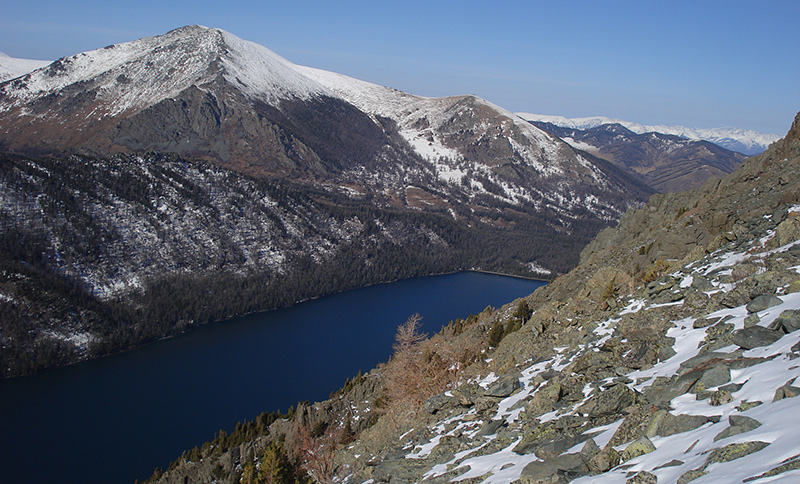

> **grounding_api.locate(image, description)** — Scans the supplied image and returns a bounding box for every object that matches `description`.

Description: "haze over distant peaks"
[517,113,781,155]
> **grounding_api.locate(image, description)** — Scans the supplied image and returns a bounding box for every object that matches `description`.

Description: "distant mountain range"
[517,113,780,155]
[527,120,747,192]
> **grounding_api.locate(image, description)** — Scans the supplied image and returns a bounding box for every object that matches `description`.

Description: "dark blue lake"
[0,272,544,484]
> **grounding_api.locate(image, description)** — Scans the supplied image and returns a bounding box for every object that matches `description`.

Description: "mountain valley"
[0,26,654,377]
[2,23,799,484]
[150,111,800,484]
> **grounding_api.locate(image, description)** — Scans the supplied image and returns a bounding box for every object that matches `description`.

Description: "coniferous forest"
[0,151,614,377]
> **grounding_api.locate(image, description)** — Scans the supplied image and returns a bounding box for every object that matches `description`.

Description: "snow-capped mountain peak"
[517,113,781,155]
[1,25,331,121]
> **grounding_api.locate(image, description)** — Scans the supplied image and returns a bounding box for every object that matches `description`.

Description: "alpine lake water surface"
[0,271,545,484]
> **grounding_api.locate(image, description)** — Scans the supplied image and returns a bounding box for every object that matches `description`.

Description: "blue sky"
[1,1,797,134]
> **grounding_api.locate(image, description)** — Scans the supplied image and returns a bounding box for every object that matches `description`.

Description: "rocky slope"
[528,121,746,192]
[150,111,800,484]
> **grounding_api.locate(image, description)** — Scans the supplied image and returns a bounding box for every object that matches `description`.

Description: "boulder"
[769,309,800,333]
[627,471,657,484]
[478,419,504,437]
[707,441,770,464]
[746,295,783,313]
[693,364,731,391]
[690,275,714,291]
[730,326,783,349]
[621,436,656,462]
[677,468,707,484]
[483,375,520,398]
[713,415,761,441]
[519,453,587,484]
[423,393,456,415]
[658,413,714,437]
[773,382,800,402]
[579,438,600,462]
[584,383,639,417]
[587,447,620,473]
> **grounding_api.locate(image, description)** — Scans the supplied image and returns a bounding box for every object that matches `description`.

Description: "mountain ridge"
[0,25,652,377]
[517,112,780,155]
[529,120,747,192]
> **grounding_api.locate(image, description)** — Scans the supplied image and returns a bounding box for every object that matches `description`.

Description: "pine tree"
[258,441,292,484]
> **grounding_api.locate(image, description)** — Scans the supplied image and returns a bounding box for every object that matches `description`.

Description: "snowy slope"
[296,65,574,178]
[0,51,50,82]
[0,26,331,121]
[0,25,653,237]
[398,244,800,483]
[517,113,781,155]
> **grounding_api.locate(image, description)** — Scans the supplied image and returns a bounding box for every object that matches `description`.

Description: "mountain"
[149,111,800,484]
[0,26,653,376]
[0,51,49,82]
[529,120,747,192]
[0,26,649,219]
[517,113,781,156]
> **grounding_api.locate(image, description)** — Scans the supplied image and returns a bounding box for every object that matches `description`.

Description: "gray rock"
[579,438,600,462]
[718,382,743,393]
[693,317,716,329]
[773,382,800,401]
[770,309,800,333]
[690,275,714,291]
[707,441,770,464]
[696,364,731,390]
[450,383,480,406]
[677,468,707,484]
[627,471,657,484]
[743,313,761,327]
[730,326,783,349]
[678,351,728,374]
[621,436,656,461]
[746,294,783,313]
[585,383,639,417]
[483,375,520,398]
[713,415,762,441]
[519,453,587,484]
[658,413,714,437]
[643,383,682,408]
[423,393,455,414]
[587,447,620,473]
[478,419,504,436]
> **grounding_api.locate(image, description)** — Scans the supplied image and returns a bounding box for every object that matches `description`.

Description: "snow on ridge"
[517,112,781,154]
[219,30,330,103]
[0,51,50,82]
[1,25,330,118]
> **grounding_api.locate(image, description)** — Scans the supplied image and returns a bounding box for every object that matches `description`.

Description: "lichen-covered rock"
[707,441,770,464]
[626,471,657,484]
[621,436,656,462]
[587,447,620,473]
[770,309,800,333]
[677,468,707,484]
